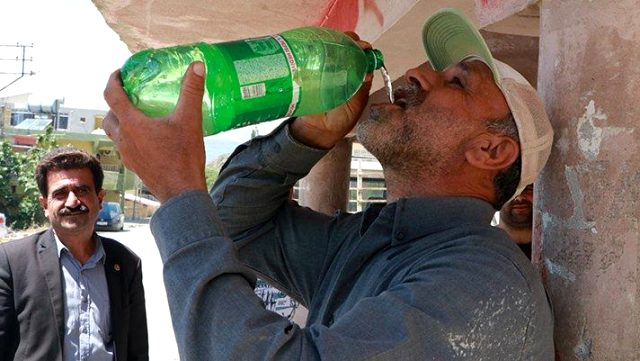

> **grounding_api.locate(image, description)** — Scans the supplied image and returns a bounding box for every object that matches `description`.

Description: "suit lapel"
[37,229,65,346]
[103,238,123,357]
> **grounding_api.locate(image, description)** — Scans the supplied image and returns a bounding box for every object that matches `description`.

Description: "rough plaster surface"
[537,0,640,359]
[474,0,537,27]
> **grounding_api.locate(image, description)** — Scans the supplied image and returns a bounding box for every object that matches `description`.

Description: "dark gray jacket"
[149,122,554,360]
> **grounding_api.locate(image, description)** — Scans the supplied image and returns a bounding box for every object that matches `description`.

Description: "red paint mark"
[317,0,384,32]
[365,0,384,26]
[532,210,548,287]
[479,0,499,9]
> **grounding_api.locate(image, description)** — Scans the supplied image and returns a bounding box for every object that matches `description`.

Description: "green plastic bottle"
[120,26,385,136]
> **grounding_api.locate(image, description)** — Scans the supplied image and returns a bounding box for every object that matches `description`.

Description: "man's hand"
[103,62,208,203]
[290,32,374,149]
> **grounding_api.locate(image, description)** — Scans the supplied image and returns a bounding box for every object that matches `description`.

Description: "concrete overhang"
[94,0,541,89]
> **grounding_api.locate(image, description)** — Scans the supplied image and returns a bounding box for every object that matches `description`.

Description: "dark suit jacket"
[0,229,149,361]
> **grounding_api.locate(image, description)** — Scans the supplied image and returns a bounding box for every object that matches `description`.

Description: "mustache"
[509,200,532,207]
[58,204,89,216]
[393,81,426,107]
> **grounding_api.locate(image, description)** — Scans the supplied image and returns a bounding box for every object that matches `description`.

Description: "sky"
[0,0,279,151]
[0,0,130,110]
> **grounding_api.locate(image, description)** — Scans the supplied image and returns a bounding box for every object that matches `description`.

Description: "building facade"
[0,99,139,207]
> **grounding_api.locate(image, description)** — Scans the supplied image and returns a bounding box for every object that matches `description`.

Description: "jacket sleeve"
[127,256,149,361]
[0,244,18,361]
[209,121,346,305]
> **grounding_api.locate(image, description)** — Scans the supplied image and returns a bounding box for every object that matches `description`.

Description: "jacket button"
[395,232,405,240]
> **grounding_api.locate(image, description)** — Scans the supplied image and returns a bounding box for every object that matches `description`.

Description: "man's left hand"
[290,32,373,149]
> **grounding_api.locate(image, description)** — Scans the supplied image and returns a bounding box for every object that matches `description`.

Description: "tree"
[0,126,58,230]
[0,141,20,224]
[205,154,229,188]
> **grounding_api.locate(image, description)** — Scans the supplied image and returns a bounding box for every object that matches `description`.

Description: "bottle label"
[219,35,300,127]
[271,34,300,118]
[234,53,289,94]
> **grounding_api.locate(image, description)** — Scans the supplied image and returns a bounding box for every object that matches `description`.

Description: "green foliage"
[205,154,229,188]
[0,142,19,223]
[0,126,58,230]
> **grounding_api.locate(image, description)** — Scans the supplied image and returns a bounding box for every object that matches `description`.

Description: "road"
[98,222,179,361]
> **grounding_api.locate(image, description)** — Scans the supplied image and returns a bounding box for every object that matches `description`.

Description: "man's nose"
[65,191,81,207]
[405,63,441,91]
[513,194,531,204]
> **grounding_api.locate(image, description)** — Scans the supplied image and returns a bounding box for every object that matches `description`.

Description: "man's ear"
[465,133,519,171]
[98,189,106,206]
[38,195,49,217]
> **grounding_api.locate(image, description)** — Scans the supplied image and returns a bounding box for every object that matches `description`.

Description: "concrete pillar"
[537,1,640,359]
[298,138,352,215]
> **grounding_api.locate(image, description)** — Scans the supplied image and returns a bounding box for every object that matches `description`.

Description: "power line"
[0,43,35,93]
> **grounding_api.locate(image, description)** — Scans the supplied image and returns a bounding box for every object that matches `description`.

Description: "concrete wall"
[537,1,640,359]
[61,107,106,133]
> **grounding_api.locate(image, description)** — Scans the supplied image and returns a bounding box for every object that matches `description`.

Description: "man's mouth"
[393,96,407,109]
[388,86,410,109]
[510,204,532,212]
[59,205,89,216]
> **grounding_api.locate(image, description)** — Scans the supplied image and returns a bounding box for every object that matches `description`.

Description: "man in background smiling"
[0,147,148,361]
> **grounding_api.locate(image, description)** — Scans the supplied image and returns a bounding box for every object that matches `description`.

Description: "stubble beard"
[500,202,533,228]
[57,215,91,232]
[356,106,452,177]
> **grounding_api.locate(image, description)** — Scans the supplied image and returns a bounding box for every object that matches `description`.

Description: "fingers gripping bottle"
[120,26,385,136]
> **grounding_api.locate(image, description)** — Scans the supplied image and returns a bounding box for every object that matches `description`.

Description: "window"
[349,174,386,212]
[10,111,34,126]
[291,143,386,213]
[94,115,104,129]
[56,115,69,130]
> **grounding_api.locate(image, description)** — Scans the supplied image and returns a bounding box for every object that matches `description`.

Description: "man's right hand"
[290,32,373,150]
[103,62,208,203]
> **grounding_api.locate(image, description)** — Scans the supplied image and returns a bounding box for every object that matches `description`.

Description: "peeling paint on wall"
[577,100,607,160]
[541,211,554,229]
[573,319,593,361]
[555,127,570,155]
[545,258,577,284]
[577,99,634,161]
[564,166,597,231]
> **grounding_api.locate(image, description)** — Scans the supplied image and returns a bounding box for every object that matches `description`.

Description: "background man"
[103,8,554,360]
[0,147,148,361]
[496,184,534,259]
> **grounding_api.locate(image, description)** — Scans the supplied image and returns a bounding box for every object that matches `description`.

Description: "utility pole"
[0,43,34,93]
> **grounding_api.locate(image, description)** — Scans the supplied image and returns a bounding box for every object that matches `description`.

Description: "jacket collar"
[37,229,66,345]
[360,197,496,245]
[53,231,106,266]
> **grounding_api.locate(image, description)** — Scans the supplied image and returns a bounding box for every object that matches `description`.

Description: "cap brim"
[423,8,500,83]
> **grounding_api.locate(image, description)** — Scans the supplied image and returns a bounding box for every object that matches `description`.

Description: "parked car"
[95,202,125,231]
[0,213,7,237]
